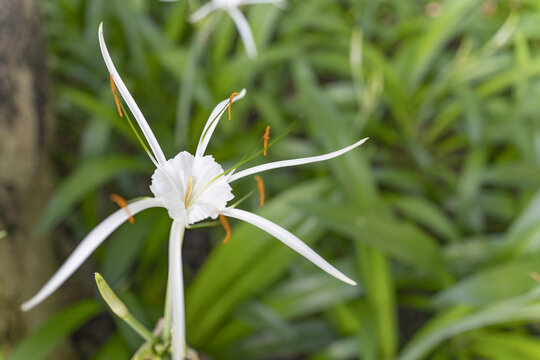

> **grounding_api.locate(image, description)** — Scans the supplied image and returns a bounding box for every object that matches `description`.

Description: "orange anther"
[254,175,265,207]
[109,75,123,117]
[219,214,232,244]
[263,126,270,156]
[110,193,134,223]
[228,92,239,120]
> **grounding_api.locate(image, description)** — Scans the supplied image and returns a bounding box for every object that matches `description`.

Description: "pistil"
[184,176,194,209]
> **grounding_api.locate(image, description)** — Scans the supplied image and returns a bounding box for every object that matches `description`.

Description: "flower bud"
[94,272,128,318]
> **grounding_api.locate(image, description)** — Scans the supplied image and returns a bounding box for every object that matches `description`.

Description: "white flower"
[21,23,367,360]
[150,151,234,225]
[190,0,286,58]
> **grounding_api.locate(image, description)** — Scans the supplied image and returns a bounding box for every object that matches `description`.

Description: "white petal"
[242,0,286,6]
[189,2,218,22]
[169,221,186,360]
[229,138,368,182]
[195,89,247,158]
[98,23,167,167]
[222,208,357,285]
[150,152,234,224]
[227,8,258,58]
[21,198,162,311]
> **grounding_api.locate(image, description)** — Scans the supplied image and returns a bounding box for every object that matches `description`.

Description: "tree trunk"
[0,0,74,357]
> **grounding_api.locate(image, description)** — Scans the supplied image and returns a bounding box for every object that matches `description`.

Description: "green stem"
[124,313,155,343]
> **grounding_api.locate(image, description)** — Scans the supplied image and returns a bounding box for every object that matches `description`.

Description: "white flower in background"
[21,23,367,360]
[189,0,286,58]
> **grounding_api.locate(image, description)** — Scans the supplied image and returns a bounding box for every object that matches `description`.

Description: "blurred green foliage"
[11,0,540,359]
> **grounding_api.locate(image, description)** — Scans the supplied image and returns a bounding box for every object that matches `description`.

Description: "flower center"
[184,176,194,209]
[150,151,234,225]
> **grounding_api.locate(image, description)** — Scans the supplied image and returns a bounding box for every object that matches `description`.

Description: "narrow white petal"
[222,208,357,285]
[195,89,247,158]
[21,198,162,311]
[169,221,186,360]
[98,23,167,166]
[229,138,368,182]
[242,0,286,6]
[227,8,258,58]
[189,2,218,22]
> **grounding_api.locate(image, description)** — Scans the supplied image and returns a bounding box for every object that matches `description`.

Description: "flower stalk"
[168,222,187,360]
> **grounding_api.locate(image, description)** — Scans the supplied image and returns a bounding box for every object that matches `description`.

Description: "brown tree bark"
[0,0,75,357]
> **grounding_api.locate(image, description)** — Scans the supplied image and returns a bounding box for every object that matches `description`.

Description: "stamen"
[254,175,265,206]
[110,193,134,223]
[109,75,123,117]
[228,92,239,120]
[184,176,194,209]
[263,126,270,156]
[219,215,232,244]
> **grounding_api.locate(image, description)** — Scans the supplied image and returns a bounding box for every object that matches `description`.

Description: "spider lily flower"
[189,0,286,58]
[21,23,367,360]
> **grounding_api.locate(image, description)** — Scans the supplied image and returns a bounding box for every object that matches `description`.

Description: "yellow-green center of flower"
[150,151,234,225]
[184,176,194,209]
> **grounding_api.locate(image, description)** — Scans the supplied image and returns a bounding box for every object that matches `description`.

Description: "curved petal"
[98,23,167,167]
[222,208,357,285]
[189,2,217,23]
[228,138,368,182]
[242,0,286,7]
[21,198,163,311]
[195,89,247,158]
[227,8,258,58]
[169,221,186,360]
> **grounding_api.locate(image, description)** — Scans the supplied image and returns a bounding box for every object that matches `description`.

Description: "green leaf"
[433,259,540,307]
[292,60,377,209]
[262,262,361,319]
[91,334,131,360]
[9,300,101,360]
[296,200,448,280]
[388,195,460,243]
[308,337,361,360]
[406,0,481,88]
[230,320,336,360]
[399,291,540,360]
[470,330,540,359]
